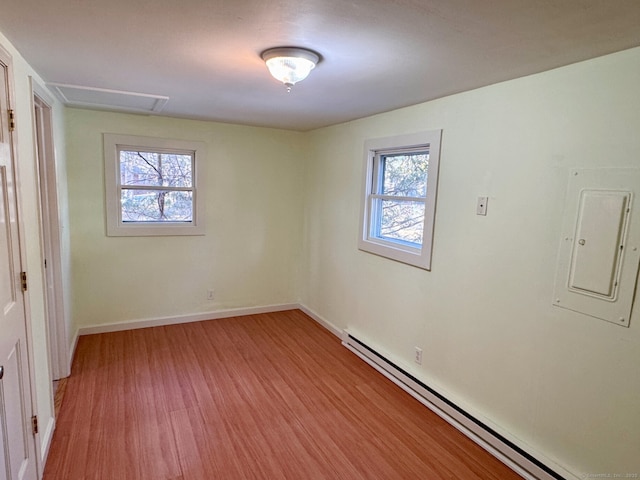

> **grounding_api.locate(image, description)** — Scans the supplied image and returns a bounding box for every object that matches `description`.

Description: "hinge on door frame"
[20,271,27,292]
[8,109,15,132]
[31,415,38,435]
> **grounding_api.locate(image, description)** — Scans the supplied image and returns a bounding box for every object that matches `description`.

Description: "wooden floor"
[53,377,68,418]
[44,310,522,479]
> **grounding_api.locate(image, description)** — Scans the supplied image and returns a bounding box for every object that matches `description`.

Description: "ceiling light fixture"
[261,47,320,92]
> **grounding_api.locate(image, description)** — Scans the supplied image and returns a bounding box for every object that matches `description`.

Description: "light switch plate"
[477,196,488,215]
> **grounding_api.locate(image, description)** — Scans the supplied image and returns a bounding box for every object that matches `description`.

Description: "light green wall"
[65,110,305,328]
[302,47,640,478]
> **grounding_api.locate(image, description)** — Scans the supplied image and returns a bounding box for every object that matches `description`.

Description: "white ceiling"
[2,0,640,131]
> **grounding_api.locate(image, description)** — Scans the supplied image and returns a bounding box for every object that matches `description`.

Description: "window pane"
[120,151,193,187]
[120,151,161,186]
[373,198,425,246]
[121,189,193,222]
[160,153,193,188]
[381,152,428,197]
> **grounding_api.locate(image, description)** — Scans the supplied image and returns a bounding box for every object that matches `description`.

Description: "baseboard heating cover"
[343,332,569,480]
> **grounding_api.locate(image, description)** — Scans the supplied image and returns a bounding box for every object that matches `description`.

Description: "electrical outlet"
[207,289,215,300]
[414,347,423,365]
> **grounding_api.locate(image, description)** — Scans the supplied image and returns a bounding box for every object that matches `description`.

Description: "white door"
[0,51,38,480]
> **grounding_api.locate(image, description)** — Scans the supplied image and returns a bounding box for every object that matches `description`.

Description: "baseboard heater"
[343,333,566,480]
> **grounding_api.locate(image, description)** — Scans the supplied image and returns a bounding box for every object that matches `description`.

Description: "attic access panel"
[48,83,168,113]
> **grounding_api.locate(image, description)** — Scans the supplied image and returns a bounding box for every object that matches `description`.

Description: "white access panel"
[569,190,629,298]
[553,169,640,327]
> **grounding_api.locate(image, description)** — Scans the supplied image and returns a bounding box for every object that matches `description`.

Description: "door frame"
[30,78,70,381]
[0,44,41,479]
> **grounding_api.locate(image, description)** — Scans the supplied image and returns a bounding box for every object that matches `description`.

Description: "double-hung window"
[359,130,442,270]
[104,134,206,236]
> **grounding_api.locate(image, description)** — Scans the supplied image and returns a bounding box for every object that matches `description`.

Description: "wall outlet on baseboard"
[414,347,423,365]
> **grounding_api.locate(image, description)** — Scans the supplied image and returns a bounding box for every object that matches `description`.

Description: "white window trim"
[104,133,206,236]
[358,130,442,270]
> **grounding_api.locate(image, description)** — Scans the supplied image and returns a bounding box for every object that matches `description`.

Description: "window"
[359,130,442,270]
[104,134,206,236]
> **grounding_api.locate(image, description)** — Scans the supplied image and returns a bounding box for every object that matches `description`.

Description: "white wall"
[0,31,70,469]
[65,109,305,329]
[302,47,640,478]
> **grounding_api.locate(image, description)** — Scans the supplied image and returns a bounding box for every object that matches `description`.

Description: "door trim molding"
[30,76,71,380]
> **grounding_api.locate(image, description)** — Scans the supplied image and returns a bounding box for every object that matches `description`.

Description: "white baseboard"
[67,329,79,375]
[342,331,578,480]
[77,303,300,336]
[40,415,55,465]
[297,304,343,338]
[292,306,577,480]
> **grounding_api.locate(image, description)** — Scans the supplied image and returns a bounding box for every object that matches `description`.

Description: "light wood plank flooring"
[44,310,522,479]
[53,377,68,418]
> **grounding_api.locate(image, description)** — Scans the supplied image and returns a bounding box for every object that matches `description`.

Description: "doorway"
[32,80,69,382]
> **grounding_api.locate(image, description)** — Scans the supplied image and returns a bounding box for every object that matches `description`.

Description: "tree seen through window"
[119,150,194,222]
[374,151,429,246]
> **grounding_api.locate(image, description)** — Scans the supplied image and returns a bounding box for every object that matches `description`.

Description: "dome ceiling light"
[261,47,320,92]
